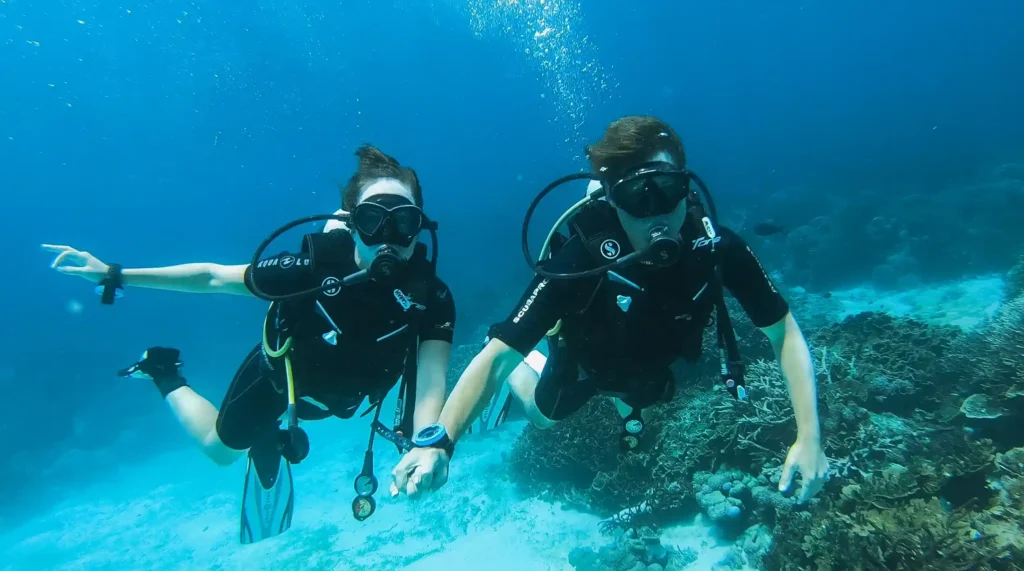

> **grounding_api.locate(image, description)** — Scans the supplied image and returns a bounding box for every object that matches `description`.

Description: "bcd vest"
[264,230,432,394]
[550,199,746,398]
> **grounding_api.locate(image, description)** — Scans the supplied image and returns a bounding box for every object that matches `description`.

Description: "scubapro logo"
[600,239,621,260]
[513,279,548,323]
[279,255,296,269]
[322,276,341,296]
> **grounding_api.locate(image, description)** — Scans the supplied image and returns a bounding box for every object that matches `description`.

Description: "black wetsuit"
[215,231,455,450]
[488,209,787,421]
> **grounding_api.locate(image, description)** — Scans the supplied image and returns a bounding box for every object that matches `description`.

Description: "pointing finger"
[40,244,71,254]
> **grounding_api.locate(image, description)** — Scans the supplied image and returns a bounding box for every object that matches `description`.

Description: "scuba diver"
[390,116,828,504]
[42,145,457,542]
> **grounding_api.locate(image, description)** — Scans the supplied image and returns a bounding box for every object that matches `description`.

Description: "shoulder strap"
[568,201,636,263]
[301,230,354,268]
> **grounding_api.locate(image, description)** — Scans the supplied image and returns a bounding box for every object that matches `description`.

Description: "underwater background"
[2,0,1024,569]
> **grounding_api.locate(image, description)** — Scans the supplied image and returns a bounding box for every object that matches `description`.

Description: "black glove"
[118,347,187,398]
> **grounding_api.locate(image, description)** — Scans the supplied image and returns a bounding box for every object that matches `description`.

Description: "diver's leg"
[121,346,247,466]
[156,344,285,466]
[611,398,652,423]
[612,368,674,422]
[166,386,243,466]
[213,344,289,461]
[528,365,599,429]
[507,361,556,429]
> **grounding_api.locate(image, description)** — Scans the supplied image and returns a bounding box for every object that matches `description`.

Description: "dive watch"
[412,423,455,458]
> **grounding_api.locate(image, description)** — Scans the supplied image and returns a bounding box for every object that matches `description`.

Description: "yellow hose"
[263,312,297,409]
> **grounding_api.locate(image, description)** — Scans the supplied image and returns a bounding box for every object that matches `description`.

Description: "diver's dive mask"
[521,165,718,280]
[248,205,438,302]
[351,195,429,248]
[607,161,691,219]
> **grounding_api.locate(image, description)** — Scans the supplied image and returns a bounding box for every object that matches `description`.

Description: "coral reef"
[749,170,1024,292]
[956,294,1024,450]
[509,304,1024,569]
[809,312,964,415]
[509,398,654,514]
[569,526,694,571]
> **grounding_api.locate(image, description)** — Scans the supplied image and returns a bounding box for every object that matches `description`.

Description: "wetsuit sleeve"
[419,277,456,343]
[243,251,315,297]
[719,228,790,328]
[487,274,569,356]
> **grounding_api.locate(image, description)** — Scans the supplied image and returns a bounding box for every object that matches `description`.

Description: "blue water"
[2,0,1022,568]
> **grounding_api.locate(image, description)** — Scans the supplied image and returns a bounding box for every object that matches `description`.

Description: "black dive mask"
[352,195,427,248]
[521,168,718,280]
[607,162,691,219]
[248,206,438,302]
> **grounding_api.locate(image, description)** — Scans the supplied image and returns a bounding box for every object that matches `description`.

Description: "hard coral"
[509,398,653,514]
[569,527,679,571]
[693,469,758,534]
[810,312,963,414]
[767,497,1012,571]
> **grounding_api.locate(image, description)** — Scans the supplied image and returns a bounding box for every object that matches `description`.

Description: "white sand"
[827,274,1004,330]
[0,409,731,570]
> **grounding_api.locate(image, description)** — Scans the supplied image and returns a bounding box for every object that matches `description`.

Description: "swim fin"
[239,429,294,544]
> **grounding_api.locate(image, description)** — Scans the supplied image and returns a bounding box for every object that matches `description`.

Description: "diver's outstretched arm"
[43,244,251,296]
[438,338,524,442]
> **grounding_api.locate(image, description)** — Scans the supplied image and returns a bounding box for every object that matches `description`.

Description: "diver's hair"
[340,144,423,211]
[585,116,686,181]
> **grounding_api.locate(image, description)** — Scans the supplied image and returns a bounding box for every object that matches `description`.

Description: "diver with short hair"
[390,116,828,504]
[43,144,457,541]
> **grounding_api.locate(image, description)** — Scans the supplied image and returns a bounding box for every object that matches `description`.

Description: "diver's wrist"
[412,423,455,458]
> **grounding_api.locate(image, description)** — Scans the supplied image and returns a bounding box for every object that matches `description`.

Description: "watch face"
[415,423,445,445]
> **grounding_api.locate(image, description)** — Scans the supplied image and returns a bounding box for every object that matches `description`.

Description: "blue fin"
[239,431,294,544]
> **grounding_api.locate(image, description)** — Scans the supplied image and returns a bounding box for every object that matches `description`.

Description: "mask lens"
[612,170,689,218]
[390,206,425,238]
[352,203,387,236]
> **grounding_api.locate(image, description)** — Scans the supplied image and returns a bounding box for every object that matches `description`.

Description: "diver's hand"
[389,447,450,498]
[42,244,109,282]
[779,436,829,503]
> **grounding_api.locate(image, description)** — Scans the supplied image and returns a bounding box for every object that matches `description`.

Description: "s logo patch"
[600,239,621,260]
